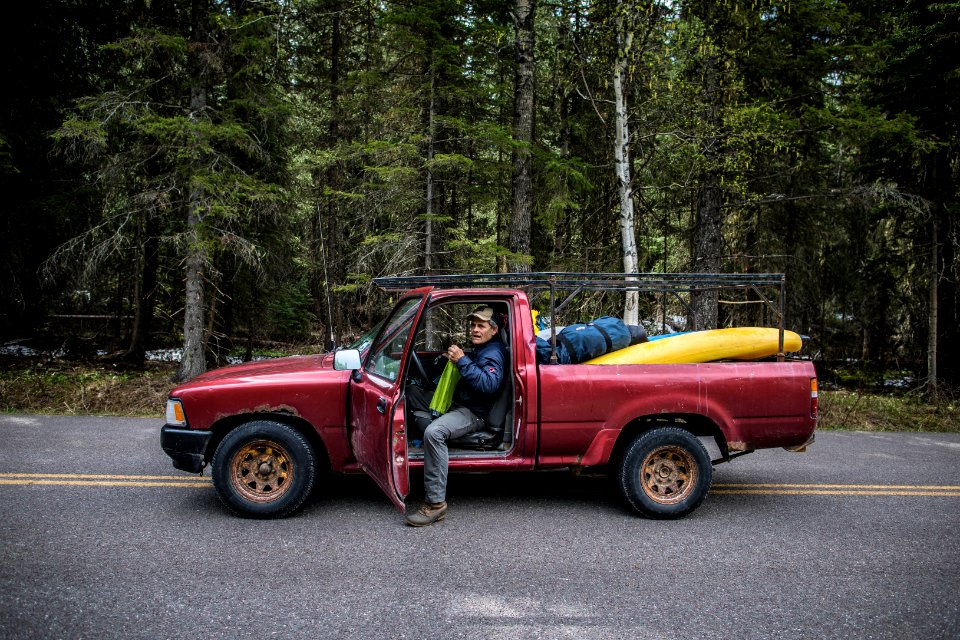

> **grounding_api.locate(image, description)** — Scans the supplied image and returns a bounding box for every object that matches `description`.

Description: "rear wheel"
[618,426,712,519]
[211,420,317,518]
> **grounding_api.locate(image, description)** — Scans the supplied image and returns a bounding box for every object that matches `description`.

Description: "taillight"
[810,378,819,419]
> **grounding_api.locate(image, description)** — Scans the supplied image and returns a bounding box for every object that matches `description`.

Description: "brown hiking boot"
[405,501,447,527]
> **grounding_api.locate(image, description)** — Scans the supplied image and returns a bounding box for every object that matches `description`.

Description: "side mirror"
[334,349,362,371]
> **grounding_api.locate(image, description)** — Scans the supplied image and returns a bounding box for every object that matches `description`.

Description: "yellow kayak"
[585,327,803,365]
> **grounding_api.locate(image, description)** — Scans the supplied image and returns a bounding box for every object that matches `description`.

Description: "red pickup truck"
[161,273,818,520]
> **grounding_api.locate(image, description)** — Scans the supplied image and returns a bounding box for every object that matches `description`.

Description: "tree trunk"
[425,69,436,273]
[319,2,342,348]
[177,192,208,382]
[124,206,159,363]
[497,60,509,274]
[508,0,535,273]
[691,175,723,330]
[175,0,210,383]
[689,21,723,331]
[928,214,938,397]
[614,27,639,324]
[936,204,958,387]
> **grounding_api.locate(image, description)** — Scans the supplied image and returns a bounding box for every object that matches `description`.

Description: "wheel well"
[204,413,329,469]
[608,414,727,468]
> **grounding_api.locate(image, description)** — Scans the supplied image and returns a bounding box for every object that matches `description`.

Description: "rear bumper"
[161,425,212,473]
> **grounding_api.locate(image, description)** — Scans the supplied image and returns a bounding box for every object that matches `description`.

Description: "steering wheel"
[410,351,434,390]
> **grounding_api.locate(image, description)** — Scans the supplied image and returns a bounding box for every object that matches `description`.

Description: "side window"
[413,300,510,352]
[415,303,466,351]
[365,297,422,381]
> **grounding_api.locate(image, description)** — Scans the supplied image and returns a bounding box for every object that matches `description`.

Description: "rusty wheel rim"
[640,445,698,505]
[229,439,294,503]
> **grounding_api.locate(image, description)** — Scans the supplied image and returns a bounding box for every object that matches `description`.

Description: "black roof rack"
[373,271,784,292]
[373,272,789,361]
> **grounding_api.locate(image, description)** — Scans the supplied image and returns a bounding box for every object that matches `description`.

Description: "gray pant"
[407,386,485,504]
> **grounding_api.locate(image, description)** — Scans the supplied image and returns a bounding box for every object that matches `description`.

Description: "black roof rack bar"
[670,290,698,330]
[554,286,585,316]
[373,272,785,291]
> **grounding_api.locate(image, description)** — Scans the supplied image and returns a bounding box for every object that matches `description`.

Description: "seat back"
[482,304,512,437]
[484,364,513,438]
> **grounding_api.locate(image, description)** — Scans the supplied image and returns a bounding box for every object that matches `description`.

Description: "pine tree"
[54,0,293,379]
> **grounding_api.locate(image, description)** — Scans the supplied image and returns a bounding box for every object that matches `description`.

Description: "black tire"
[211,420,317,518]
[618,426,712,519]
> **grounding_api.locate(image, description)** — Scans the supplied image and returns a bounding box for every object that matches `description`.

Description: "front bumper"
[160,425,212,473]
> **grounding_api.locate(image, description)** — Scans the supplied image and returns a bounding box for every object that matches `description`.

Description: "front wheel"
[211,420,317,518]
[618,426,712,519]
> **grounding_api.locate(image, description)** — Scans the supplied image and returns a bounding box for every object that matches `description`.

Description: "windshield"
[364,296,423,382]
[347,319,385,353]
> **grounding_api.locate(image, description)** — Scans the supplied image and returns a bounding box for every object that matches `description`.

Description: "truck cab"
[340,288,536,512]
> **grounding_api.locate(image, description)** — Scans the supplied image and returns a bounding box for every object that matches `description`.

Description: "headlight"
[166,399,187,426]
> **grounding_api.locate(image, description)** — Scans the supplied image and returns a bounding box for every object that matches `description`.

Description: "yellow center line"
[0,473,211,481]
[0,473,212,488]
[713,488,960,497]
[1,475,957,496]
[713,483,960,490]
[712,482,960,496]
[0,479,211,488]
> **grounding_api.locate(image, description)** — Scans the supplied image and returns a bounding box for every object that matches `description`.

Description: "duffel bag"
[536,316,641,364]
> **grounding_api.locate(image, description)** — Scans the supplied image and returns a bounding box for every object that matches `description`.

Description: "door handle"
[376,397,387,414]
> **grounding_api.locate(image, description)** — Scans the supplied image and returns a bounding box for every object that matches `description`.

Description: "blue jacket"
[454,338,507,420]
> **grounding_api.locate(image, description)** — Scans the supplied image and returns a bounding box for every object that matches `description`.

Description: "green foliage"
[819,389,960,433]
[446,235,528,273]
[263,278,317,341]
[1,0,956,390]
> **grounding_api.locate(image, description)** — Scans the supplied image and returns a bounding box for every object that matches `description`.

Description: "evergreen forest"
[1,0,957,392]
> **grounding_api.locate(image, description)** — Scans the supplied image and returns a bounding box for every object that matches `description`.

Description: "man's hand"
[445,344,465,363]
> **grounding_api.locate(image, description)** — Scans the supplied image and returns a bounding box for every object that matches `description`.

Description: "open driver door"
[347,293,430,511]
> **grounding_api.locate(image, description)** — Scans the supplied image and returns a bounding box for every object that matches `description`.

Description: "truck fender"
[578,430,620,467]
[579,414,728,468]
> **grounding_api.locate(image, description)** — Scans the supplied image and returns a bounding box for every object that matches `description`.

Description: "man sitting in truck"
[404,305,507,527]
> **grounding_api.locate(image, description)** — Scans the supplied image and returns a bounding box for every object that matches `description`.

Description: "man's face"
[468,319,497,346]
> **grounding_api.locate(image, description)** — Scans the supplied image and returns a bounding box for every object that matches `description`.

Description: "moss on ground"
[818,388,959,433]
[0,360,175,418]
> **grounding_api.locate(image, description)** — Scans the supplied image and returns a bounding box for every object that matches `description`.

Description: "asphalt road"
[1,414,958,640]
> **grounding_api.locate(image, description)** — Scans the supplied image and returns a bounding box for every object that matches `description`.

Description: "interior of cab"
[404,299,515,457]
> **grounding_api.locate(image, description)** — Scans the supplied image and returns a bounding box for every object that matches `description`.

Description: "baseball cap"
[467,305,497,328]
